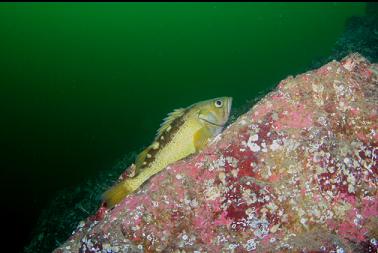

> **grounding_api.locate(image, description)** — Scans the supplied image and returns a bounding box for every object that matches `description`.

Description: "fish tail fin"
[102,180,134,208]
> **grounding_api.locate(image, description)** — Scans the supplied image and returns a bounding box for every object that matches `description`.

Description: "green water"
[0,2,366,251]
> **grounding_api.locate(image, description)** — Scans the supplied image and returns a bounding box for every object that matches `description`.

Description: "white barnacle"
[336,245,345,253]
[327,166,335,173]
[146,234,153,241]
[231,168,239,178]
[245,239,257,251]
[263,195,270,202]
[190,198,198,208]
[266,202,278,212]
[370,238,377,246]
[152,201,159,207]
[249,142,261,152]
[261,142,268,152]
[343,157,351,165]
[250,134,259,142]
[131,226,139,231]
[226,156,238,168]
[300,217,307,226]
[354,213,363,226]
[270,140,281,151]
[246,135,261,152]
[228,243,238,250]
[347,174,356,193]
[317,116,327,125]
[209,156,226,171]
[205,185,221,201]
[218,172,226,185]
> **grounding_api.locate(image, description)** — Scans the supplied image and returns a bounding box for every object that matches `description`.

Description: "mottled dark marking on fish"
[136,111,186,170]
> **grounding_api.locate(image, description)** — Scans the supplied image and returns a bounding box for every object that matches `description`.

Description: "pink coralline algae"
[55,53,377,253]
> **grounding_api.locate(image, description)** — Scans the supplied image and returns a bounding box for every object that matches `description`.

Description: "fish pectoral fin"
[193,127,211,152]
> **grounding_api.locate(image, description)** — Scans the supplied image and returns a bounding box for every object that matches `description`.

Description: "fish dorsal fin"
[156,108,185,137]
[134,107,186,173]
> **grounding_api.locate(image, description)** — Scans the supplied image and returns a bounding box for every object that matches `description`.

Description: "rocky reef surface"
[54,53,378,253]
[311,11,378,69]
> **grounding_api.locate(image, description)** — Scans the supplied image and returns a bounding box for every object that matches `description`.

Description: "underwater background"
[0,2,376,252]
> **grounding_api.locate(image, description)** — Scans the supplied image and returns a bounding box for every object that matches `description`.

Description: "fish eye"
[214,100,223,108]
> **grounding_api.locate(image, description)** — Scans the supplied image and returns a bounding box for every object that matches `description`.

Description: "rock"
[310,12,378,69]
[54,53,377,253]
[24,154,136,253]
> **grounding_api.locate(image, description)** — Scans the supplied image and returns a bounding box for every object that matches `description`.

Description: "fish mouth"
[199,114,225,127]
[226,97,232,120]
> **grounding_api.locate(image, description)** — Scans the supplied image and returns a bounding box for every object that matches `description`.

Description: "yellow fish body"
[102,97,233,208]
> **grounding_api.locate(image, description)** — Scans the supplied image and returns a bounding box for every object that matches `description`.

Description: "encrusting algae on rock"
[55,54,377,253]
[102,97,233,208]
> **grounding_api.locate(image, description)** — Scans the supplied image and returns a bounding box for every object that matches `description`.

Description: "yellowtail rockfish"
[102,97,233,208]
